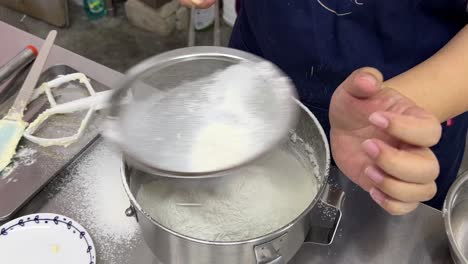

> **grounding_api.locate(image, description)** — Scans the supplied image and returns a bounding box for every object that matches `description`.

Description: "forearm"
[385,26,468,122]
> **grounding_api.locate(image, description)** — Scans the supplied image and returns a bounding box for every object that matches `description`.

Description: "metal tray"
[0,65,109,221]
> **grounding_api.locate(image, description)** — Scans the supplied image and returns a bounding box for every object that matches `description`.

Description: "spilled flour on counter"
[136,144,318,242]
[0,147,38,180]
[47,141,139,263]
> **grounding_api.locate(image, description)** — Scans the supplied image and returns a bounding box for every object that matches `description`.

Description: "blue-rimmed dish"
[0,213,96,264]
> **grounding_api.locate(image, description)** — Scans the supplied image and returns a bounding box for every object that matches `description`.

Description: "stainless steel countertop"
[0,21,453,264]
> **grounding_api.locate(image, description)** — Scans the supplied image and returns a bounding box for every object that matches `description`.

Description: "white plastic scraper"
[0,30,57,171]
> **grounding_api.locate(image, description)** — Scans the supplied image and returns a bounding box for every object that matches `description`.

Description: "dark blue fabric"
[229,0,468,209]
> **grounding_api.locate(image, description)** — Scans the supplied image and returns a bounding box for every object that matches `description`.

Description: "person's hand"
[179,0,215,8]
[329,68,442,215]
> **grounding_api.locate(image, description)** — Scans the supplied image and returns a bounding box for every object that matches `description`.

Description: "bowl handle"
[254,233,288,264]
[304,183,345,245]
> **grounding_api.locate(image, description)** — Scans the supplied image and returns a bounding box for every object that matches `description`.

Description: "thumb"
[340,67,384,99]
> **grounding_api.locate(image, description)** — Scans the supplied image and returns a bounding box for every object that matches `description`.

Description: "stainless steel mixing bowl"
[443,170,468,264]
[122,98,344,264]
[119,47,344,264]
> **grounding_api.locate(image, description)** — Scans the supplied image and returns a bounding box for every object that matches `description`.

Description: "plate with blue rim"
[0,213,96,264]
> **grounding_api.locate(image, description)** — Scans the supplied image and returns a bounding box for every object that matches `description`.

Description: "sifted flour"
[121,61,294,174]
[47,141,140,263]
[190,123,250,171]
[0,147,38,181]
[136,145,318,242]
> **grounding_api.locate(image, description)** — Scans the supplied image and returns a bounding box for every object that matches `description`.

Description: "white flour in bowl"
[136,145,318,242]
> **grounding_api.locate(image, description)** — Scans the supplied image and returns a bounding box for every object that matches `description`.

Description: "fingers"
[362,138,439,215]
[369,111,442,147]
[180,0,215,8]
[364,166,437,202]
[369,188,420,215]
[339,67,384,99]
[362,139,440,184]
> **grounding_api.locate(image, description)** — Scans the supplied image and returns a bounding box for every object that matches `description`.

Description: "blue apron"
[229,0,468,209]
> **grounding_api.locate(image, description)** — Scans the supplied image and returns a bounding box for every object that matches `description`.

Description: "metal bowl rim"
[443,169,468,263]
[121,98,331,246]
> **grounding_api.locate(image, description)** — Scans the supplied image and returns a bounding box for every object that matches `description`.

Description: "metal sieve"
[107,47,298,178]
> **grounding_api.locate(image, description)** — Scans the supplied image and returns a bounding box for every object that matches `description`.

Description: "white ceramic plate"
[0,213,96,264]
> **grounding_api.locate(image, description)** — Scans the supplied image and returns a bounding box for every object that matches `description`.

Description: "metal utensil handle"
[213,0,220,46]
[0,63,32,107]
[6,30,57,121]
[304,183,345,245]
[0,46,37,85]
[188,0,221,47]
